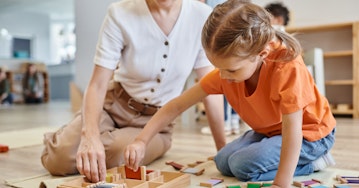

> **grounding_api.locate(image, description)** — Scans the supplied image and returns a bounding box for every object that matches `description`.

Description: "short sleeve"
[199,69,223,94]
[193,48,212,69]
[93,4,125,70]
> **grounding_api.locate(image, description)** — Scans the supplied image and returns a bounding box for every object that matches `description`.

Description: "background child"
[0,67,13,106]
[265,2,290,31]
[124,1,336,188]
[22,63,44,104]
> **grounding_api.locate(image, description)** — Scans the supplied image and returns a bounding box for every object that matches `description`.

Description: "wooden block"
[334,185,351,188]
[246,182,273,188]
[247,182,262,188]
[92,182,124,188]
[146,170,161,181]
[105,173,112,183]
[303,179,322,186]
[188,160,205,167]
[207,156,215,160]
[226,185,241,188]
[336,175,359,184]
[124,165,146,180]
[181,167,205,176]
[85,182,120,188]
[262,183,273,187]
[293,179,321,188]
[347,179,359,184]
[0,144,9,152]
[334,184,359,188]
[338,176,359,179]
[199,177,224,187]
[308,183,324,188]
[165,160,184,170]
[308,185,328,188]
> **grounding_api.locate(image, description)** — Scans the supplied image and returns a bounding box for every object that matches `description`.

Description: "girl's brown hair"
[201,0,301,62]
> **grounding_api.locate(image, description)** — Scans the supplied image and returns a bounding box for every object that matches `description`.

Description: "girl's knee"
[214,154,234,177]
[227,154,263,181]
[226,158,249,181]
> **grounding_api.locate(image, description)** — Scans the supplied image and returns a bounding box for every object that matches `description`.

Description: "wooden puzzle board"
[57,166,190,188]
[56,157,359,188]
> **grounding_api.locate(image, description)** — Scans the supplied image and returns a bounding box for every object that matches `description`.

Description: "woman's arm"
[195,66,226,151]
[125,83,209,171]
[273,109,303,188]
[76,65,114,183]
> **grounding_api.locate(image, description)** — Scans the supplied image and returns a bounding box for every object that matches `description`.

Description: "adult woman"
[41,0,225,183]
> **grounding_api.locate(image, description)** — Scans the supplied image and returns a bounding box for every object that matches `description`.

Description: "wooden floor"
[0,101,359,187]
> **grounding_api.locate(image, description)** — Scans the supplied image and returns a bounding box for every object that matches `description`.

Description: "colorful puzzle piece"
[85,182,126,188]
[165,160,184,170]
[334,184,359,188]
[188,160,205,167]
[309,185,329,188]
[200,177,224,187]
[181,167,205,176]
[0,144,9,152]
[247,182,273,188]
[293,179,322,188]
[335,175,359,188]
[225,185,241,188]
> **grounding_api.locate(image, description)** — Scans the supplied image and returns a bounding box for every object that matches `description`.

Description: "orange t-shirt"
[200,53,336,142]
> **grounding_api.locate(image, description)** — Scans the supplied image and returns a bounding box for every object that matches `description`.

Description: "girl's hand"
[124,138,146,171]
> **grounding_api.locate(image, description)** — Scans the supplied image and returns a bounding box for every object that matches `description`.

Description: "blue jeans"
[1,93,13,104]
[224,96,237,121]
[214,128,335,181]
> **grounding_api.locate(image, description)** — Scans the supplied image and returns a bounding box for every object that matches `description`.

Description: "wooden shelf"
[331,109,354,115]
[286,22,353,33]
[288,21,359,118]
[325,80,354,85]
[7,67,50,103]
[324,50,353,58]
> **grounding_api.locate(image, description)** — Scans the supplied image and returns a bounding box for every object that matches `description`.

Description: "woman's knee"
[41,149,78,176]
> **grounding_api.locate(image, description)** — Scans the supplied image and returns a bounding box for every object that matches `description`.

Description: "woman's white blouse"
[94,0,212,106]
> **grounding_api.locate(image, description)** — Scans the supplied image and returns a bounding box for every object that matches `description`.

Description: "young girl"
[22,63,44,104]
[124,1,336,187]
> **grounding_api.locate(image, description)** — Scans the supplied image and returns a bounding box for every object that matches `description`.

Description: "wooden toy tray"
[57,166,190,188]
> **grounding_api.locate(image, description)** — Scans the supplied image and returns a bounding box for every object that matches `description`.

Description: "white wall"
[74,0,359,90]
[0,12,51,62]
[74,0,117,91]
[253,0,359,27]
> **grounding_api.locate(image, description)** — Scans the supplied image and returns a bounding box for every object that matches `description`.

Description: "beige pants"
[41,81,173,176]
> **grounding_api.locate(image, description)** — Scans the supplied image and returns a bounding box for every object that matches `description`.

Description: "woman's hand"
[124,138,146,172]
[76,135,106,183]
